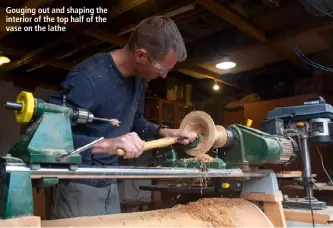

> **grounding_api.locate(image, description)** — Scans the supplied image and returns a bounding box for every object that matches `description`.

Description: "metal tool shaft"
[92,117,120,126]
[93,117,112,122]
[71,137,104,155]
[5,164,265,179]
[56,137,104,160]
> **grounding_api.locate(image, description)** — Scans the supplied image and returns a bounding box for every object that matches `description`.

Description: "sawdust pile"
[173,198,235,227]
[41,198,268,227]
[162,198,252,227]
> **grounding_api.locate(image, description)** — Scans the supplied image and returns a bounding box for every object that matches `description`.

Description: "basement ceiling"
[0,0,333,92]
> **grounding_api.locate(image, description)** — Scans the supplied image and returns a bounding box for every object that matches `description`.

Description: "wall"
[222,109,244,125]
[244,93,320,129]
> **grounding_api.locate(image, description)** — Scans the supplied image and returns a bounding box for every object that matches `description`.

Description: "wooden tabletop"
[284,206,333,224]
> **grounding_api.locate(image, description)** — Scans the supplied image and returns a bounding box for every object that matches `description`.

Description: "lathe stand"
[241,170,286,227]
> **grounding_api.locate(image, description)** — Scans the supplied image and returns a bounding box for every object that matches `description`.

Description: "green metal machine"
[142,111,297,194]
[0,90,307,220]
[0,88,119,219]
[161,111,296,171]
[7,93,82,166]
[220,124,296,169]
[162,123,296,169]
[3,88,120,166]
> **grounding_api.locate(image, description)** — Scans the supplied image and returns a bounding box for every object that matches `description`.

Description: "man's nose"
[160,72,168,78]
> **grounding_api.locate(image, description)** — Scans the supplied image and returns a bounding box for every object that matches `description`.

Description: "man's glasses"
[146,53,169,75]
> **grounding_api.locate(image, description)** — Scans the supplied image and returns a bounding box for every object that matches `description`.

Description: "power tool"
[3,85,119,167]
[260,96,333,209]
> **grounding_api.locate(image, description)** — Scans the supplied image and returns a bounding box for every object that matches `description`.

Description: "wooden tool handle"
[116,137,177,156]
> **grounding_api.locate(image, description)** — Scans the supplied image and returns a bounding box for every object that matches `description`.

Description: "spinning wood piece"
[180,111,228,156]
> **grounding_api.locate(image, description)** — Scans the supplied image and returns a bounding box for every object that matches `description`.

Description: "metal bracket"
[30,164,41,170]
[69,164,78,171]
[241,170,282,201]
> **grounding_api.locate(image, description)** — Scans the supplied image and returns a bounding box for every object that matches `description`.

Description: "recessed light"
[0,56,10,65]
[216,61,236,70]
[213,83,220,91]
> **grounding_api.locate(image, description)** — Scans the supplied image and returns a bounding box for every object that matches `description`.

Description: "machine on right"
[259,96,333,210]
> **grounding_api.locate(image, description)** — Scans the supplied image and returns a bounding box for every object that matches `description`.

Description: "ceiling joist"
[0,1,229,86]
[107,0,149,18]
[2,0,332,88]
[196,0,266,42]
[0,0,143,71]
[177,65,239,88]
[1,32,76,72]
[196,0,306,69]
[83,28,127,47]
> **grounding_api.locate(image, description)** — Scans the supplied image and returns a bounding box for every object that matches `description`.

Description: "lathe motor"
[219,124,297,169]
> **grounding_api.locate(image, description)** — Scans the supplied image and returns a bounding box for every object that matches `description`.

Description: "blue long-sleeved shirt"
[48,52,160,187]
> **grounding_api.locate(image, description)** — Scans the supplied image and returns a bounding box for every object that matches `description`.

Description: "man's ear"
[135,48,148,63]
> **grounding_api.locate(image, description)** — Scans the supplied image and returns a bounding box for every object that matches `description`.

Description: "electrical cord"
[316,146,333,184]
[292,43,333,72]
[284,129,315,227]
[288,38,333,72]
[287,114,295,129]
[304,0,333,18]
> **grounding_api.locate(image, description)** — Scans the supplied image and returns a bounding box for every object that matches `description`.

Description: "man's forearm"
[158,128,179,138]
[132,117,160,140]
[158,127,170,137]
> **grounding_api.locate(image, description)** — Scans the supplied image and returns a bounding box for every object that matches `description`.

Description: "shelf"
[144,97,194,128]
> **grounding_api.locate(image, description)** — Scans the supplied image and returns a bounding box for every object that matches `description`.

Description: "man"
[48,16,197,219]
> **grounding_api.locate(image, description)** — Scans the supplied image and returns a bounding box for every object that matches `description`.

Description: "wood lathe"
[1,91,332,227]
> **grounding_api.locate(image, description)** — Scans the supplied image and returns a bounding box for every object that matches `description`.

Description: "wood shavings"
[183,154,215,163]
[182,154,214,193]
[110,119,121,126]
[199,162,208,194]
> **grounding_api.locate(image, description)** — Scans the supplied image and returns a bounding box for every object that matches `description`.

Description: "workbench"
[285,206,333,226]
[285,183,333,191]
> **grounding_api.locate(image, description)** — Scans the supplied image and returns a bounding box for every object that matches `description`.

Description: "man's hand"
[92,132,144,159]
[159,128,198,145]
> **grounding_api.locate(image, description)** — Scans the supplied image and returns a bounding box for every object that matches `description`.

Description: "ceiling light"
[0,56,10,65]
[213,80,220,91]
[216,61,236,70]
